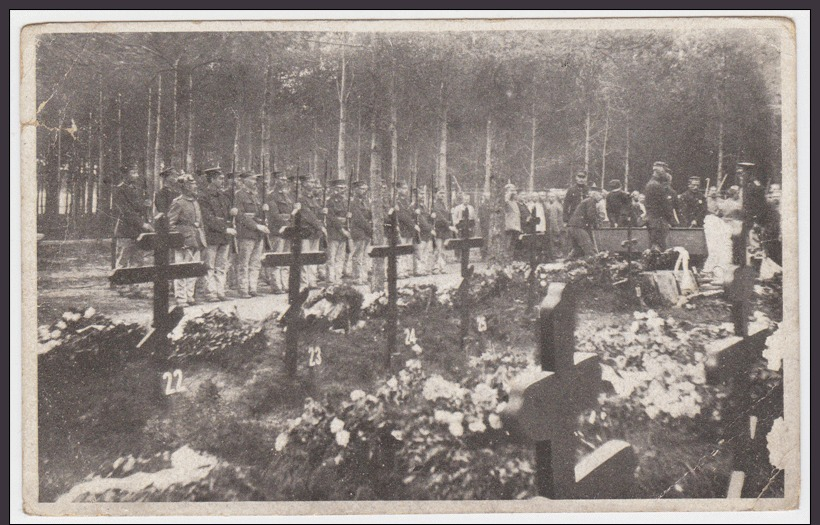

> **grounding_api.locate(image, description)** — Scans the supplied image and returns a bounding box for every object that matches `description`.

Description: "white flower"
[350,389,366,402]
[471,383,498,409]
[330,417,345,434]
[411,343,423,355]
[335,430,351,447]
[386,377,399,391]
[50,330,62,340]
[274,432,289,452]
[391,430,404,441]
[468,419,487,433]
[495,401,508,414]
[405,359,422,371]
[448,422,464,437]
[83,307,96,318]
[38,326,51,340]
[422,375,466,402]
[488,414,502,429]
[56,320,68,330]
[434,410,451,423]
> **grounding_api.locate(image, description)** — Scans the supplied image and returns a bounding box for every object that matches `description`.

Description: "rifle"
[260,156,273,251]
[412,184,421,244]
[319,160,329,250]
[229,160,239,254]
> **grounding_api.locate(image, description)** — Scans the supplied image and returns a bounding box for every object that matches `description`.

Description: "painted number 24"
[404,328,417,346]
[308,346,323,367]
[162,369,185,395]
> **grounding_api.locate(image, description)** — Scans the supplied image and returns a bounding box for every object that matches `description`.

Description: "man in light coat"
[168,173,208,306]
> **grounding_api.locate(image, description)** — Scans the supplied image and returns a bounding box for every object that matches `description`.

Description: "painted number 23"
[308,346,323,367]
[162,369,185,395]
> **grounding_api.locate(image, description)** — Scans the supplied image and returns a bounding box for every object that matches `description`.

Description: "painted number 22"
[308,346,323,367]
[404,328,417,346]
[162,369,185,395]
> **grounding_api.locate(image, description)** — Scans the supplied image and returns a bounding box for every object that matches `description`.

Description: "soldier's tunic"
[349,194,372,283]
[567,197,599,258]
[394,196,416,278]
[325,191,349,283]
[264,180,293,292]
[563,183,588,227]
[677,189,707,227]
[155,185,179,215]
[431,198,452,274]
[299,193,325,287]
[644,177,675,250]
[605,190,633,227]
[546,200,564,257]
[235,186,266,296]
[200,182,233,299]
[168,194,207,304]
[413,204,435,276]
[113,180,151,292]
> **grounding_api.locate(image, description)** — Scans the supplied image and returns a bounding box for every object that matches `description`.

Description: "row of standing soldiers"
[113,165,465,304]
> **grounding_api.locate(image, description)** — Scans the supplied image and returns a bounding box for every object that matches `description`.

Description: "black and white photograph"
[17,14,802,517]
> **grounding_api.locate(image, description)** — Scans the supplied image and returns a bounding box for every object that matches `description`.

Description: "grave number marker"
[162,369,185,395]
[404,328,417,346]
[308,346,323,367]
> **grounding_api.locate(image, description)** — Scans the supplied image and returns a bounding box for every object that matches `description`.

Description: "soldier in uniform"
[662,170,681,226]
[631,191,647,227]
[349,180,373,284]
[605,179,632,227]
[394,181,417,279]
[566,185,602,258]
[431,188,457,274]
[563,171,589,227]
[677,177,708,227]
[545,191,564,258]
[155,168,181,215]
[324,178,351,284]
[644,161,676,251]
[298,177,327,287]
[504,184,522,259]
[168,173,208,306]
[199,167,236,302]
[264,170,293,294]
[113,165,154,297]
[234,171,269,298]
[413,192,435,276]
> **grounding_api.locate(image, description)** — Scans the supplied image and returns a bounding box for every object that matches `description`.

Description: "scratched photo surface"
[22,18,798,515]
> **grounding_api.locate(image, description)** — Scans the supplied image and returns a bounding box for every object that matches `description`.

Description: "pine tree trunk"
[584,107,591,174]
[438,87,448,206]
[717,119,724,189]
[355,100,362,182]
[487,131,510,266]
[369,126,385,292]
[232,109,241,172]
[601,99,610,189]
[152,73,163,209]
[624,117,631,192]
[389,60,398,193]
[98,81,106,215]
[337,47,348,181]
[484,118,493,195]
[529,105,536,192]
[145,85,153,182]
[185,73,194,172]
[87,109,94,215]
[313,120,320,180]
[116,92,123,190]
[261,60,271,175]
[171,59,180,168]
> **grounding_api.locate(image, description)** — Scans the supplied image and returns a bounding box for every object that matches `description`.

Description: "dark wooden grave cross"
[444,206,483,353]
[368,209,415,369]
[517,231,548,311]
[108,214,207,358]
[705,267,783,498]
[502,282,638,499]
[261,207,327,377]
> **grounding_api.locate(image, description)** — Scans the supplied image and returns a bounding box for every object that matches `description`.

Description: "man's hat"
[588,183,600,192]
[504,183,517,192]
[330,178,348,187]
[270,169,285,178]
[607,179,622,191]
[202,166,222,175]
[688,176,701,186]
[736,161,756,168]
[176,173,196,184]
[395,180,409,189]
[238,171,259,179]
[575,170,588,179]
[160,168,182,179]
[352,180,369,189]
[653,161,670,170]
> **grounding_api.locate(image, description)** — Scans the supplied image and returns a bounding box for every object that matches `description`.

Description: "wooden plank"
[574,440,638,499]
[592,227,707,257]
[135,231,185,251]
[262,251,326,267]
[368,244,415,258]
[705,328,770,384]
[444,237,484,250]
[108,262,207,285]
[726,471,745,498]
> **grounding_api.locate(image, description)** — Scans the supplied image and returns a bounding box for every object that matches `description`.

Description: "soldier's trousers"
[647,217,670,251]
[174,247,202,303]
[351,238,370,283]
[114,238,146,293]
[238,238,264,295]
[262,237,288,292]
[327,239,347,283]
[204,243,231,298]
[567,227,597,258]
[302,237,321,287]
[432,238,447,274]
[414,240,433,276]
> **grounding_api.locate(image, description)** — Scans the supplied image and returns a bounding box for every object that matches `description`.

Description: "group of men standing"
[113,165,469,305]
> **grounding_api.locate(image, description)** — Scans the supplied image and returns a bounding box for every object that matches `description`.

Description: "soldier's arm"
[200,196,226,234]
[116,190,145,231]
[167,199,183,230]
[237,194,259,231]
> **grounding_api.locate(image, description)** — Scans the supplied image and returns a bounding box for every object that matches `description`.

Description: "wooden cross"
[517,232,548,311]
[502,282,638,499]
[444,207,483,353]
[705,267,783,497]
[261,208,327,377]
[108,214,207,358]
[368,209,415,369]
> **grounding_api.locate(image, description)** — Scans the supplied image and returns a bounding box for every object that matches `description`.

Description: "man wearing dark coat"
[113,165,153,297]
[199,167,236,301]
